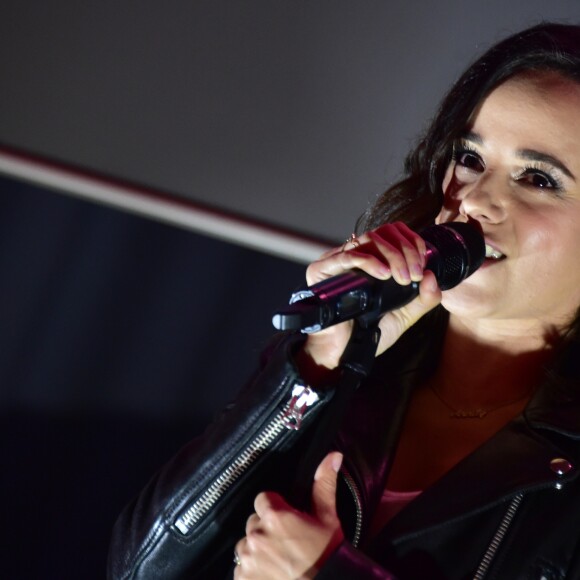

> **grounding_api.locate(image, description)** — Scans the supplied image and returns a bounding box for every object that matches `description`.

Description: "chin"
[440,281,499,319]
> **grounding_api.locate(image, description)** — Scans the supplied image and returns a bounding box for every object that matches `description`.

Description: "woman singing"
[109,22,580,579]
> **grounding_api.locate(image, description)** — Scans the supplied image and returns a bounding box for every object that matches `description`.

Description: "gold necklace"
[429,384,533,419]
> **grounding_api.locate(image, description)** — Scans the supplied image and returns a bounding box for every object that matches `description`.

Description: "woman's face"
[436,71,580,331]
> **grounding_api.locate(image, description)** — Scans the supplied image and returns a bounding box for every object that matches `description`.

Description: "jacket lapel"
[337,307,580,546]
[380,414,579,544]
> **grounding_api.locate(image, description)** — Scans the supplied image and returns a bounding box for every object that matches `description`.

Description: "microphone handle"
[272,222,484,333]
[271,272,419,333]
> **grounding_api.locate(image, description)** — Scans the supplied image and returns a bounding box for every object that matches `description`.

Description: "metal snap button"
[550,458,573,475]
[550,458,573,489]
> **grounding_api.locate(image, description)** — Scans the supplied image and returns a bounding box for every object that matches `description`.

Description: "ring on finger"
[233,550,242,566]
[342,233,360,252]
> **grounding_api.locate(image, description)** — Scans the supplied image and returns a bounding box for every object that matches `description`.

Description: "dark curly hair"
[358,22,580,234]
[359,22,580,353]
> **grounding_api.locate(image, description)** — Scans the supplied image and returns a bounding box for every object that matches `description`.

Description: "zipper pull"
[283,384,320,430]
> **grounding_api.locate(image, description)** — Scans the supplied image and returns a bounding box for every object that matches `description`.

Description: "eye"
[453,147,485,173]
[516,168,563,191]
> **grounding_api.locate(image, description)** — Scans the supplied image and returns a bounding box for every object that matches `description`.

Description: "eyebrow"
[518,149,575,181]
[461,131,483,145]
[460,131,576,181]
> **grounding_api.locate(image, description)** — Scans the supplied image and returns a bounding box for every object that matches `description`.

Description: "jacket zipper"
[173,384,320,535]
[473,492,524,580]
[340,465,363,548]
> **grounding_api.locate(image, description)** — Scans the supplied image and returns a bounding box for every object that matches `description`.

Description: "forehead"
[475,71,580,125]
[468,72,580,152]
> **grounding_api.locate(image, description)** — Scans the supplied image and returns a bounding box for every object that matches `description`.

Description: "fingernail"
[411,264,423,279]
[331,453,343,473]
[427,274,438,292]
[378,264,391,278]
[399,267,411,283]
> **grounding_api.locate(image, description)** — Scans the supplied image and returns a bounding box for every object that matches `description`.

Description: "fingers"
[300,221,436,373]
[236,483,345,578]
[306,245,391,286]
[235,513,264,579]
[233,537,246,578]
[245,513,261,534]
[306,222,427,287]
[251,454,343,532]
[367,224,426,284]
[253,491,293,521]
[234,516,266,579]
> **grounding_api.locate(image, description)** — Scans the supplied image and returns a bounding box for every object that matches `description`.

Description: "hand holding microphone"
[273,221,484,332]
[273,222,485,374]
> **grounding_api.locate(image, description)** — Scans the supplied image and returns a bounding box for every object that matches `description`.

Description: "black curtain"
[0,175,307,579]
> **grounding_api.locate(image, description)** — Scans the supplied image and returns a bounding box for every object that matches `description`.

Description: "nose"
[456,175,507,224]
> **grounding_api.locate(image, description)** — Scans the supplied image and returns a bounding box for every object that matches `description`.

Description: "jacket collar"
[380,414,580,545]
[337,307,580,545]
[524,348,580,439]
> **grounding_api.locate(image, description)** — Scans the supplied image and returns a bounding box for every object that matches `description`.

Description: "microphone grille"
[422,222,485,290]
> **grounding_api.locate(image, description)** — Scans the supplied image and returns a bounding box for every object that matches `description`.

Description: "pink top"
[368,488,422,537]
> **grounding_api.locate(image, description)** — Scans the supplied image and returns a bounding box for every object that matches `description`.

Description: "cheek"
[522,227,580,316]
[515,217,579,276]
[436,167,461,224]
[441,165,454,192]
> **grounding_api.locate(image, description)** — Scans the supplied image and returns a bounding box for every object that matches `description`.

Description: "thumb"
[399,270,442,326]
[311,451,342,522]
[377,270,442,355]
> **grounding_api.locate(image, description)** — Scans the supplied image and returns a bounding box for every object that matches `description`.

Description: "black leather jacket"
[108,309,580,579]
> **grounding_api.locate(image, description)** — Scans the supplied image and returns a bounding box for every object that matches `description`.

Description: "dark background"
[1,2,579,242]
[0,175,304,579]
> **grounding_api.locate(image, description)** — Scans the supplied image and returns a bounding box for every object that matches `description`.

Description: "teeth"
[485,244,504,260]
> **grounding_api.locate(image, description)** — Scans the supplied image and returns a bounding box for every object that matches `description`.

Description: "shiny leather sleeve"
[107,332,331,579]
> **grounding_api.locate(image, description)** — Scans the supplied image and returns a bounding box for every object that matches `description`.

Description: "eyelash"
[451,144,564,193]
[513,163,564,192]
[452,145,484,172]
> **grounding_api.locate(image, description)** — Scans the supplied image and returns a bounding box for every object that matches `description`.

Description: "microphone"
[272,222,485,333]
